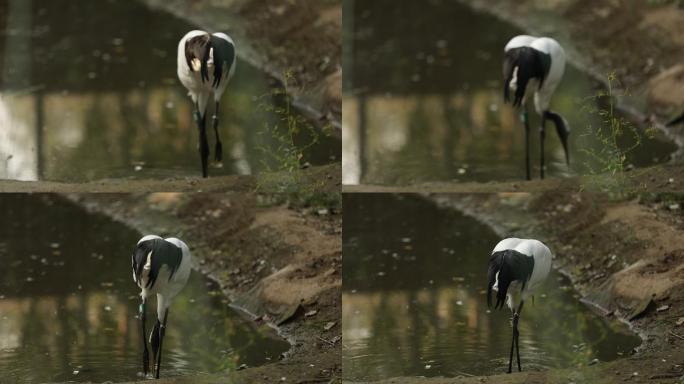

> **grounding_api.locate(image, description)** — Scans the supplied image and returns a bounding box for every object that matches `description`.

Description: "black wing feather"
[209,35,235,89]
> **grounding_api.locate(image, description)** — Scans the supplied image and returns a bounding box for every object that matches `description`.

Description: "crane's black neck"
[503,46,551,107]
[487,249,535,309]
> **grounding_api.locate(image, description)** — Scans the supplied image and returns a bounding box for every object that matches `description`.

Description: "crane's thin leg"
[150,319,161,376]
[515,301,525,372]
[507,316,516,374]
[540,114,546,179]
[195,103,209,178]
[523,109,531,181]
[154,308,169,379]
[140,300,149,376]
[212,101,223,163]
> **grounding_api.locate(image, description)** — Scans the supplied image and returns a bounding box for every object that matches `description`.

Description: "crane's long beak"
[545,111,570,165]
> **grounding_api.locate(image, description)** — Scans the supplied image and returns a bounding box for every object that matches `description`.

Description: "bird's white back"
[504,35,537,52]
[530,37,565,113]
[512,239,552,296]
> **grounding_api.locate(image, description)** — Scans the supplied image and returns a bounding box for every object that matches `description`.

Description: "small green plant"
[579,72,654,195]
[255,70,336,207]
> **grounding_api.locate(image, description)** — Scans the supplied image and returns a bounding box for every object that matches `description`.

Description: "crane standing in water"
[132,235,192,379]
[487,237,552,373]
[177,30,236,178]
[503,35,570,180]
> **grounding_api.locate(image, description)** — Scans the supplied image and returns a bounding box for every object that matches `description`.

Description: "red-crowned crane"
[503,35,570,180]
[132,235,192,379]
[487,237,552,373]
[177,30,236,178]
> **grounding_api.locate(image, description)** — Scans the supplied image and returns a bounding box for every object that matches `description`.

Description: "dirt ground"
[0,163,341,193]
[344,163,684,194]
[69,192,342,383]
[141,0,342,130]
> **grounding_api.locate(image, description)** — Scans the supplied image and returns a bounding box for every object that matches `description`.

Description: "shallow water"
[342,0,677,185]
[0,194,289,383]
[0,0,339,182]
[342,194,640,380]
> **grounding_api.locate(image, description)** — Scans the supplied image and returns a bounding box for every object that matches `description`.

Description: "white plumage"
[503,35,570,180]
[491,238,552,309]
[177,31,236,119]
[487,237,553,373]
[177,30,237,178]
[132,235,192,378]
[134,235,192,322]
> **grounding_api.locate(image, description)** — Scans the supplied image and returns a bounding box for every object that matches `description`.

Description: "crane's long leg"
[540,115,546,179]
[515,301,525,372]
[195,103,209,178]
[507,316,516,374]
[212,101,223,163]
[507,300,525,374]
[523,109,531,181]
[150,319,161,375]
[154,308,169,379]
[140,300,149,376]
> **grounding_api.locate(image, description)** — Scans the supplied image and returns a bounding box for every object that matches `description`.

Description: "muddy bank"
[459,0,684,132]
[140,0,341,132]
[68,192,342,383]
[0,163,340,193]
[344,163,684,194]
[345,192,684,383]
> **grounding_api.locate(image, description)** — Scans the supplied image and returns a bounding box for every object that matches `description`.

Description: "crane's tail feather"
[545,110,570,165]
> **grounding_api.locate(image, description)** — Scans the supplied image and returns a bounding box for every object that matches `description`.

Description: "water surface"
[342,0,677,185]
[0,0,339,182]
[0,194,289,382]
[342,194,640,380]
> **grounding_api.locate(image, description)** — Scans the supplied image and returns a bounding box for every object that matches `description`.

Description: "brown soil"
[69,192,342,383]
[0,163,341,193]
[400,192,684,384]
[344,163,684,194]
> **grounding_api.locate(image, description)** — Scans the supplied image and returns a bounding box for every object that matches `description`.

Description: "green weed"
[579,72,655,196]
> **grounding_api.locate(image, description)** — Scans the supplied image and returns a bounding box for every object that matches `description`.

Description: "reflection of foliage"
[579,72,655,196]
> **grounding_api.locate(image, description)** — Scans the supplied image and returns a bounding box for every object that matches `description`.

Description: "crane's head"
[487,250,535,310]
[132,235,163,287]
[132,242,151,286]
[184,33,212,82]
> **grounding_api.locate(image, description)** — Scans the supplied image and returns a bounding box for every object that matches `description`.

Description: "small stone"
[304,310,318,317]
[588,358,599,366]
[73,370,79,375]
[656,305,670,312]
[425,364,431,369]
[324,321,336,331]
[676,317,684,326]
